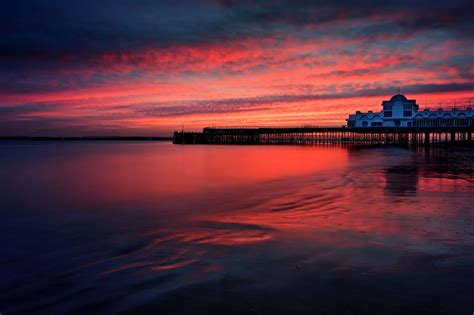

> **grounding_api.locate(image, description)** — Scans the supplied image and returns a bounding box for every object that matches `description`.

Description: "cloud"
[2,0,472,62]
[117,82,474,118]
[0,103,55,117]
[2,81,470,123]
[1,1,473,135]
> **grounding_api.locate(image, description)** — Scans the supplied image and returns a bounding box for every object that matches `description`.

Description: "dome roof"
[390,94,408,102]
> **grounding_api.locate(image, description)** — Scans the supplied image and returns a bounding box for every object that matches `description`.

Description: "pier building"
[346,94,474,128]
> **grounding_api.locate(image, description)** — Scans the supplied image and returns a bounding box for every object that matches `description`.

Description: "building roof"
[390,94,408,102]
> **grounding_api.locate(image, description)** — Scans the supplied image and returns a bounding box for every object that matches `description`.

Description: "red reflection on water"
[101,248,195,275]
[186,152,474,249]
[179,227,272,246]
[48,143,468,251]
[3,142,473,315]
[7,142,348,208]
[150,260,196,271]
[3,143,473,275]
[419,176,473,192]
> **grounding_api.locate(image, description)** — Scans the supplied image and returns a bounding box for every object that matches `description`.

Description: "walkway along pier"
[173,126,474,146]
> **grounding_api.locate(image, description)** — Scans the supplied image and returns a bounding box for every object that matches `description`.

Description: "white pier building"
[347,94,474,128]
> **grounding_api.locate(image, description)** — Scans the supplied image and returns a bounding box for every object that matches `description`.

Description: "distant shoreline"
[0,136,173,141]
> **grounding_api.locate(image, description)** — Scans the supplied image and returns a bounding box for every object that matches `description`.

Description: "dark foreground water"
[1,142,473,314]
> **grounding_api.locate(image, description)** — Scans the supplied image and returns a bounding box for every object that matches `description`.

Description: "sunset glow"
[1,1,473,136]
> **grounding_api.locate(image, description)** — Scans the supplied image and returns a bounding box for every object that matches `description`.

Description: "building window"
[362,121,368,127]
[407,122,412,126]
[394,120,401,126]
[384,111,392,117]
[456,118,468,126]
[403,111,412,117]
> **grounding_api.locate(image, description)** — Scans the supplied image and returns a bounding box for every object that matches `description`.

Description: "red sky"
[1,1,473,136]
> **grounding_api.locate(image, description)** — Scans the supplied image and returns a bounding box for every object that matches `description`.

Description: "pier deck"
[173,126,474,146]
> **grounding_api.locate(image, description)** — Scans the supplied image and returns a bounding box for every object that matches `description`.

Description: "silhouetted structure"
[174,94,474,146]
[173,126,474,146]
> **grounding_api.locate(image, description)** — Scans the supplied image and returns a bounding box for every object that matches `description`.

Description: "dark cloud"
[1,0,473,62]
[1,0,473,83]
[1,1,227,60]
[0,103,55,117]
[129,82,474,117]
[0,118,129,136]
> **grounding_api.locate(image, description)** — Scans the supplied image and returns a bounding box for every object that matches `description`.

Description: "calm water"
[1,142,473,314]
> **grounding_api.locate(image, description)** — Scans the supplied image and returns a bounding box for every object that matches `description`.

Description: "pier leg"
[424,132,430,146]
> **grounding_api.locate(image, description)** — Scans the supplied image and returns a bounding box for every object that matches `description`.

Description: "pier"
[173,126,474,146]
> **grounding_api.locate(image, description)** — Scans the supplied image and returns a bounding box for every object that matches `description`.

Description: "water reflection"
[384,164,419,196]
[0,142,473,314]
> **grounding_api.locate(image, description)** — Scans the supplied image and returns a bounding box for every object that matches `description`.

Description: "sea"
[1,141,473,314]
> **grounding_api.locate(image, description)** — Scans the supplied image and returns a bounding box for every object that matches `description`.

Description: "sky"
[1,0,473,136]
